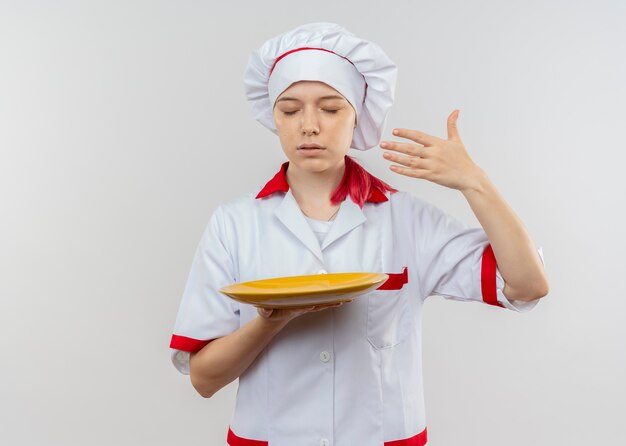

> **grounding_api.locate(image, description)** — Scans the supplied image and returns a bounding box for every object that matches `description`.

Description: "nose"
[301,108,319,135]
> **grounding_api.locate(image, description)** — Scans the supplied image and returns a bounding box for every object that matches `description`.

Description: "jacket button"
[318,269,328,274]
[320,351,331,363]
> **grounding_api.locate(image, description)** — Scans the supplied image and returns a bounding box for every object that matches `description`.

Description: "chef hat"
[243,22,398,151]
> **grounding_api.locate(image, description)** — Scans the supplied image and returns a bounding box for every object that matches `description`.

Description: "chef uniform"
[169,22,546,446]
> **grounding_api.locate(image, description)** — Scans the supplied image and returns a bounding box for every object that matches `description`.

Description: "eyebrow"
[275,95,346,103]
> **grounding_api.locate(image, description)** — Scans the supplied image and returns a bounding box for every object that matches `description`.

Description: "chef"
[169,22,549,446]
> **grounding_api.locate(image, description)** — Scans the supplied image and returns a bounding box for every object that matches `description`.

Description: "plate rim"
[220,272,389,297]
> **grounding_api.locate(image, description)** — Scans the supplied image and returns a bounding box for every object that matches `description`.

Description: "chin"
[294,158,328,168]
[286,151,346,170]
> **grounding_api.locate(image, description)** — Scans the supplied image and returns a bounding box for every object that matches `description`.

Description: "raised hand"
[379,110,486,192]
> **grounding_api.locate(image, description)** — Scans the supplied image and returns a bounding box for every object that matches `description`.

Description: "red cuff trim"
[377,266,408,290]
[227,428,268,446]
[385,427,428,446]
[169,334,213,353]
[481,244,504,308]
[227,426,427,446]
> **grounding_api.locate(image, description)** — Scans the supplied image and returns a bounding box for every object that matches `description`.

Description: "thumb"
[447,109,462,142]
[258,307,273,318]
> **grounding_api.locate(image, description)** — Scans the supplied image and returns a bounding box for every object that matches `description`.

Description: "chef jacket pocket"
[366,267,410,349]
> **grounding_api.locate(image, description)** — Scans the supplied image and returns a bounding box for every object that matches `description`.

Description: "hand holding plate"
[257,300,354,323]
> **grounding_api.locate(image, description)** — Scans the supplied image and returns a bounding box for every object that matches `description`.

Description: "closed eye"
[282,109,340,116]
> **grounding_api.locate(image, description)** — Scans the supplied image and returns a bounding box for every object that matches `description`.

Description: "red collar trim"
[255,161,389,203]
[256,161,291,198]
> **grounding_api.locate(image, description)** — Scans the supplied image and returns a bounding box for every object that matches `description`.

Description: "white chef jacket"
[170,161,545,446]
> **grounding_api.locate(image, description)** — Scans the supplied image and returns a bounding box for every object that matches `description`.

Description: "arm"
[460,170,550,302]
[173,205,349,394]
[380,110,549,303]
[189,303,346,398]
[189,315,288,398]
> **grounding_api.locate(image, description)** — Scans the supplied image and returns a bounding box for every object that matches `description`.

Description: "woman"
[169,22,549,446]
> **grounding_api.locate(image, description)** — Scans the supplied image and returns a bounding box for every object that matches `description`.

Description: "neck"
[286,159,345,207]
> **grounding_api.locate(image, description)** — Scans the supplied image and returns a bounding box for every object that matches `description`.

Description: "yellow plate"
[220,272,389,309]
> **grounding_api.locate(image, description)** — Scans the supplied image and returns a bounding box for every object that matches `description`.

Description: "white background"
[1,1,625,445]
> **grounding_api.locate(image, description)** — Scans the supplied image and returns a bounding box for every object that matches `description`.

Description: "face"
[272,80,357,173]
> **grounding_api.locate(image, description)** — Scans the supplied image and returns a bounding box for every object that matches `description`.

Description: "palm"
[257,300,351,322]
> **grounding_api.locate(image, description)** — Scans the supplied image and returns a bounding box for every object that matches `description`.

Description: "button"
[320,439,329,446]
[320,351,331,362]
[318,269,328,274]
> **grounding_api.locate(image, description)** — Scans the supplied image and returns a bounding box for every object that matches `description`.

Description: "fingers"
[447,109,462,142]
[309,303,342,312]
[386,164,432,180]
[258,299,355,318]
[257,307,274,318]
[380,140,429,157]
[306,300,354,312]
[391,128,440,147]
[383,151,433,170]
[386,112,462,150]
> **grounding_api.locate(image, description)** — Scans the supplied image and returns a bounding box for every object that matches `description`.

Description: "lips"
[298,143,325,150]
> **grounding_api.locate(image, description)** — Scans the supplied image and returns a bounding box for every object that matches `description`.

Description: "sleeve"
[416,201,544,313]
[169,205,240,375]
